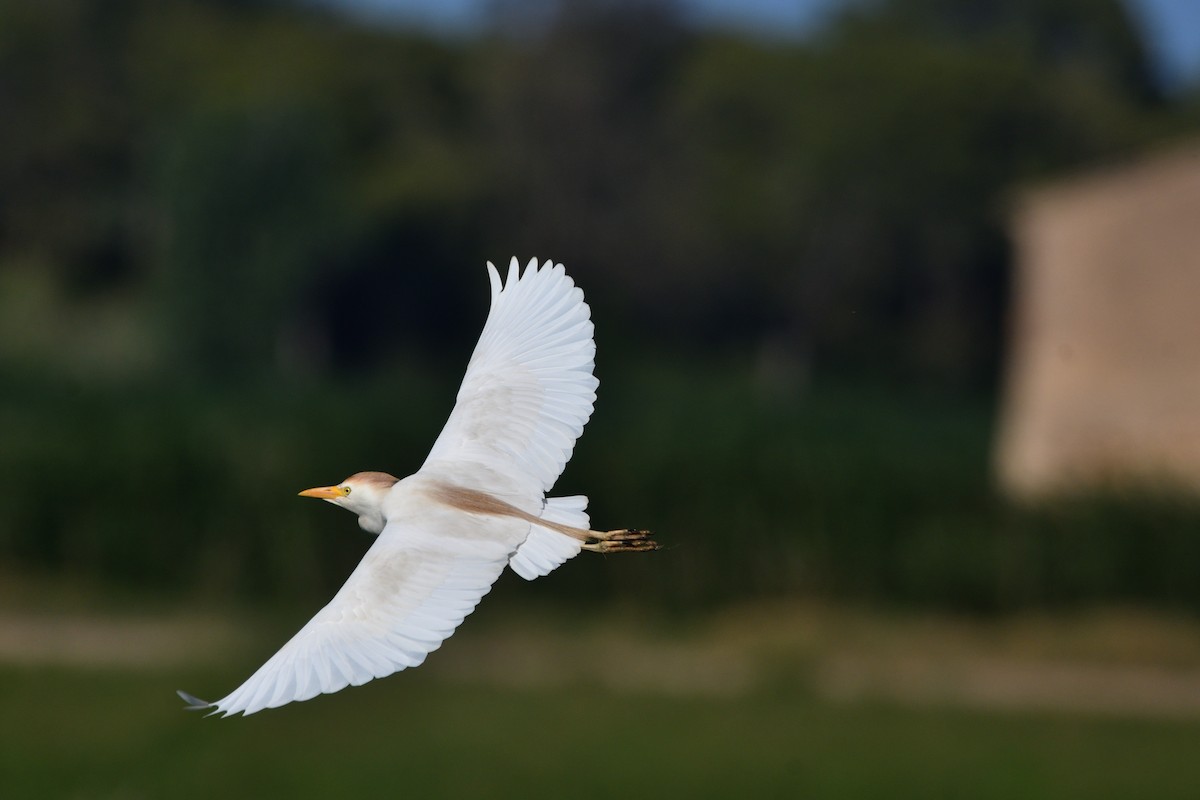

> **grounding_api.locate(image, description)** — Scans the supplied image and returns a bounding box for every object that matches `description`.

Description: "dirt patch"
[818,653,1200,718]
[0,613,241,669]
[5,602,1200,718]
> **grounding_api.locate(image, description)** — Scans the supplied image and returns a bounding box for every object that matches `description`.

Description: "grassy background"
[5,658,1200,799]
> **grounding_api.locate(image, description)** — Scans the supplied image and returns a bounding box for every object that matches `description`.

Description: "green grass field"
[4,648,1200,799]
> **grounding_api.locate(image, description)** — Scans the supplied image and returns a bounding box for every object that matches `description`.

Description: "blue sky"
[1131,0,1200,87]
[326,0,1200,89]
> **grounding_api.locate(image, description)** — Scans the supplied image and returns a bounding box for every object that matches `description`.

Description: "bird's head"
[298,471,399,534]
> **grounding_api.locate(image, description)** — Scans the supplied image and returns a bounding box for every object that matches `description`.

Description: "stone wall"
[996,145,1200,498]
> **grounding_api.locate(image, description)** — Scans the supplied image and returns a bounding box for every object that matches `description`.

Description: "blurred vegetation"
[2,0,1200,612]
[7,358,1200,615]
[8,662,1200,799]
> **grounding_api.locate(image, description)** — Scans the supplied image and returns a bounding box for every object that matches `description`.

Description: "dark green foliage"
[2,0,1199,611]
[5,360,1200,614]
[1,0,1188,382]
[152,105,348,379]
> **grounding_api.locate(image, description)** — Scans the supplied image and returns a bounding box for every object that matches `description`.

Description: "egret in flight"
[179,258,657,716]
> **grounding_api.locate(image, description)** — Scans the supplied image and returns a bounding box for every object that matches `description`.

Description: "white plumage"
[422,257,598,499]
[180,258,654,717]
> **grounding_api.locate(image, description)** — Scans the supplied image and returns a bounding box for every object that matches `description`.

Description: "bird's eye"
[342,486,352,496]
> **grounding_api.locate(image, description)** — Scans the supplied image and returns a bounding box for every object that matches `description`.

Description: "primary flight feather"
[179,258,657,717]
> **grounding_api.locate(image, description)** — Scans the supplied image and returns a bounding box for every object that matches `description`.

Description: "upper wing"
[420,258,598,499]
[197,514,515,716]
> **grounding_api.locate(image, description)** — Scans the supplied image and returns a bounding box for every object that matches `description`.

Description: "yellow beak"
[298,485,348,499]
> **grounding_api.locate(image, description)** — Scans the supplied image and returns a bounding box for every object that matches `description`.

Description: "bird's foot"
[582,528,660,553]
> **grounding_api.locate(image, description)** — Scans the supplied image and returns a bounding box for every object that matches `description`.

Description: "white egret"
[179,258,657,716]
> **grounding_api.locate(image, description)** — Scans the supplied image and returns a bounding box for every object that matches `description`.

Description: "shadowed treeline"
[2,0,1199,612]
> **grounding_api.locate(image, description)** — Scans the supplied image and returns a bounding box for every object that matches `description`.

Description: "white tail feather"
[509,495,588,580]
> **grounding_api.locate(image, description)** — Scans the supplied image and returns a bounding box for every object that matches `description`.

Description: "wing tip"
[177,689,223,716]
[486,261,502,299]
[490,257,575,293]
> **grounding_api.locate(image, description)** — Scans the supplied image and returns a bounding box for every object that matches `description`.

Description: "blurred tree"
[0,0,138,291]
[671,0,1165,387]
[0,0,1179,387]
[475,0,706,320]
[130,0,491,377]
[2,0,1200,607]
[151,105,345,381]
[847,0,1162,103]
[804,0,1162,384]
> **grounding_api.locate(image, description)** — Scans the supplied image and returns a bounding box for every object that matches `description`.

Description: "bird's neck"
[357,511,386,535]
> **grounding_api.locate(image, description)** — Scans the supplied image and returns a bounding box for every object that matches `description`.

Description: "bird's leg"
[427,482,659,552]
[580,528,659,553]
[535,512,658,552]
[533,515,659,552]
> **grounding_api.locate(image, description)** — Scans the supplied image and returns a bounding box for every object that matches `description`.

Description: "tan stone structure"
[996,145,1200,498]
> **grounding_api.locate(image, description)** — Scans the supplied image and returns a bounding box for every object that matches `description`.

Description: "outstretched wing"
[189,513,517,717]
[420,258,598,500]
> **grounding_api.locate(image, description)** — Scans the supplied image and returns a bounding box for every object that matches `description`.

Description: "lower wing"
[182,515,517,716]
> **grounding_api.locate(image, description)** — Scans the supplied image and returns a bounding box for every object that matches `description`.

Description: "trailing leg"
[581,528,659,553]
